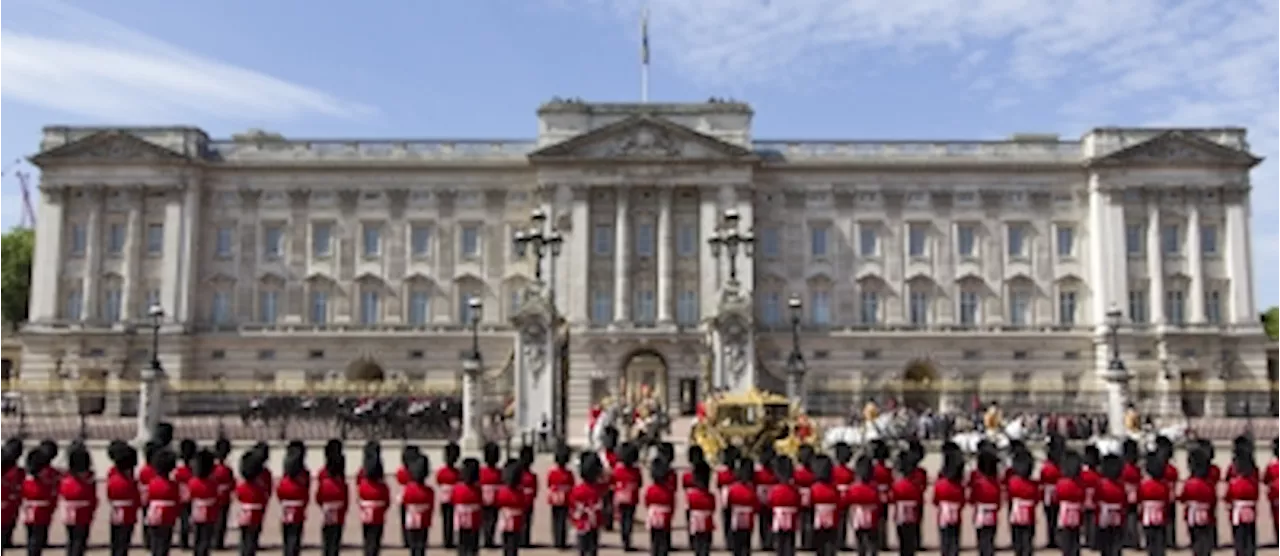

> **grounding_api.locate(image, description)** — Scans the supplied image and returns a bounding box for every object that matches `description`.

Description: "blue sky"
[2,0,1276,307]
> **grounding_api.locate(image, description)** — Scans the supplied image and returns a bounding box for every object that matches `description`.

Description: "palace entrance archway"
[901,360,940,411]
[620,349,669,408]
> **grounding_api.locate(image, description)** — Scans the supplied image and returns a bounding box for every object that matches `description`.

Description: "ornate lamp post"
[786,294,807,406]
[513,207,564,284]
[136,304,166,443]
[707,209,754,284]
[214,372,227,439]
[512,207,565,444]
[1102,304,1130,436]
[461,297,484,449]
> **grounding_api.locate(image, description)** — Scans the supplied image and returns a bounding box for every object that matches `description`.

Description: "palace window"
[860,291,880,325]
[1058,291,1077,326]
[1056,225,1075,258]
[460,225,481,258]
[1200,224,1218,256]
[64,290,82,321]
[102,288,122,322]
[211,291,231,324]
[360,290,380,324]
[958,290,979,326]
[410,225,432,257]
[1125,223,1144,255]
[146,223,164,255]
[107,223,125,255]
[215,226,234,258]
[408,291,430,325]
[593,224,614,256]
[907,223,928,257]
[258,290,279,323]
[591,290,613,324]
[810,225,829,258]
[859,224,879,257]
[1204,290,1221,324]
[760,227,780,259]
[676,224,697,257]
[677,290,698,325]
[634,223,655,257]
[1161,224,1180,256]
[956,224,976,258]
[1165,290,1185,325]
[760,292,781,325]
[69,224,86,256]
[362,224,382,257]
[312,223,332,257]
[633,289,656,324]
[1008,290,1031,327]
[1128,289,1148,324]
[263,225,283,260]
[1006,224,1028,258]
[309,291,328,324]
[908,288,929,326]
[811,290,832,326]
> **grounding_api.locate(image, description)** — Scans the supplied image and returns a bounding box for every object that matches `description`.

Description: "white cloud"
[0,1,375,123]
[585,0,1278,306]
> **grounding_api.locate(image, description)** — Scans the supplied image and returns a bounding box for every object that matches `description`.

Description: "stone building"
[18,99,1273,429]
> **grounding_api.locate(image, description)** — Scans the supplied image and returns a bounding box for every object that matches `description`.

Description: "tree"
[1262,306,1278,341]
[1,228,34,325]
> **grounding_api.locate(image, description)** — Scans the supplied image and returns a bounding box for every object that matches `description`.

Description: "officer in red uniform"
[686,461,717,556]
[1095,455,1128,556]
[2,439,23,549]
[1054,450,1086,556]
[767,456,801,556]
[1154,436,1178,548]
[612,443,644,551]
[452,458,484,556]
[173,439,197,550]
[59,444,97,556]
[235,450,269,556]
[844,456,880,555]
[891,449,924,556]
[682,445,706,548]
[809,455,841,556]
[1197,439,1221,550]
[644,457,676,556]
[435,442,461,549]
[1121,440,1143,548]
[1079,446,1102,549]
[831,443,855,551]
[137,440,160,538]
[105,441,140,556]
[1006,450,1039,556]
[598,428,619,533]
[496,460,526,556]
[1265,439,1279,536]
[546,444,575,549]
[932,447,966,556]
[478,443,503,549]
[518,445,538,547]
[1178,448,1216,556]
[969,451,1002,556]
[1139,453,1171,556]
[715,446,739,550]
[402,455,435,556]
[725,458,758,556]
[570,455,605,556]
[277,443,310,556]
[397,445,421,549]
[315,442,349,556]
[145,449,181,556]
[1040,434,1064,550]
[20,447,55,556]
[187,449,219,556]
[358,445,391,556]
[869,441,893,549]
[793,446,816,550]
[211,438,234,551]
[1224,443,1259,556]
[753,446,779,550]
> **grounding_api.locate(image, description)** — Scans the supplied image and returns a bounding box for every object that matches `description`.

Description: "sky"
[1,0,1276,307]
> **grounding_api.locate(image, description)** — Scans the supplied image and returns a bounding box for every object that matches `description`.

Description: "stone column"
[159,190,184,325]
[613,191,631,324]
[1146,198,1165,325]
[134,365,166,443]
[568,187,590,324]
[656,188,673,325]
[1223,193,1254,324]
[460,357,485,450]
[29,187,65,322]
[1097,342,1129,437]
[120,189,143,321]
[81,188,104,321]
[1186,201,1205,324]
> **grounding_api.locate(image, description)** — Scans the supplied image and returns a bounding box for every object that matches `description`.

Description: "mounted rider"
[982,401,1003,433]
[1123,403,1141,435]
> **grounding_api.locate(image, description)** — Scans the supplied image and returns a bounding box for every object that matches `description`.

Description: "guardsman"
[1041,434,1064,550]
[1124,403,1141,435]
[893,449,926,556]
[452,458,484,556]
[1054,450,1086,556]
[397,445,422,549]
[657,443,678,491]
[1079,446,1102,549]
[315,443,349,556]
[358,444,391,556]
[570,454,605,556]
[869,441,893,548]
[598,427,620,532]
[753,445,779,550]
[211,438,234,551]
[59,444,97,556]
[21,447,55,556]
[767,455,801,556]
[105,441,140,556]
[137,441,159,539]
[1224,442,1259,556]
[983,401,1003,433]
[644,457,675,556]
[845,456,880,556]
[145,449,181,556]
[682,445,706,547]
[970,451,1001,556]
[436,442,461,549]
[1265,439,1278,536]
[250,442,274,497]
[715,446,739,550]
[1096,455,1127,556]
[686,462,716,556]
[518,445,538,547]
[1121,439,1143,548]
[725,457,758,556]
[831,443,855,551]
[1154,436,1178,548]
[479,443,503,548]
[2,439,23,549]
[809,455,841,556]
[1139,453,1171,556]
[612,443,643,551]
[402,454,435,556]
[932,448,965,556]
[1198,439,1221,549]
[277,443,310,556]
[793,445,816,550]
[546,444,575,549]
[173,439,197,550]
[1006,450,1039,556]
[1178,448,1216,556]
[495,461,525,556]
[234,451,269,556]
[187,449,218,556]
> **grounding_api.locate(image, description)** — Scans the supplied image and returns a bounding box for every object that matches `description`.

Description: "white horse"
[586,406,619,451]
[1090,424,1189,456]
[950,417,1028,454]
[821,413,904,450]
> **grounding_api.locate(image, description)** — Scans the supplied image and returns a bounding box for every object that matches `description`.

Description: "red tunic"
[890,477,923,525]
[967,474,1001,529]
[1006,476,1039,526]
[1179,477,1216,527]
[172,465,193,505]
[714,465,736,505]
[1162,464,1178,502]
[643,483,676,530]
[212,462,235,508]
[832,464,855,497]
[1121,463,1142,505]
[435,466,460,504]
[546,465,574,507]
[20,472,57,526]
[725,482,757,531]
[137,464,156,506]
[357,477,391,525]
[479,466,502,507]
[521,470,538,508]
[396,467,412,488]
[612,464,643,507]
[1226,462,1259,485]
[145,476,181,527]
[753,465,778,505]
[766,483,801,532]
[811,482,842,530]
[1224,476,1259,526]
[1079,467,1100,510]
[106,467,141,526]
[932,477,965,528]
[57,473,97,527]
[843,481,880,531]
[680,468,696,491]
[496,485,525,533]
[314,468,350,526]
[569,483,602,532]
[1138,478,1170,526]
[907,468,928,493]
[1054,478,1085,529]
[685,486,716,534]
[1039,460,1061,506]
[1,467,23,527]
[1264,460,1279,502]
[872,462,893,504]
[235,479,269,528]
[450,483,483,531]
[187,476,219,525]
[1095,478,1126,528]
[793,466,815,508]
[277,473,310,525]
[402,481,436,530]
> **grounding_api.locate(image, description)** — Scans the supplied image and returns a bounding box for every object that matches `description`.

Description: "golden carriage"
[689,388,821,461]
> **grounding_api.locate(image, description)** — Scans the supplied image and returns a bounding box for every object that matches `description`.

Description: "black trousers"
[3,522,15,549]
[214,504,230,550]
[551,506,569,548]
[322,524,344,556]
[648,528,671,556]
[149,525,173,556]
[1082,509,1097,549]
[1125,508,1141,548]
[938,525,960,556]
[1164,503,1176,547]
[1056,527,1081,556]
[109,524,133,556]
[400,505,410,548]
[281,523,303,556]
[239,526,261,556]
[876,504,889,548]
[1231,523,1256,556]
[177,506,191,549]
[618,504,637,550]
[1144,526,1167,556]
[1096,526,1122,556]
[976,525,996,556]
[457,529,480,556]
[720,507,733,549]
[502,531,520,556]
[406,528,428,556]
[522,505,534,547]
[577,530,599,556]
[690,531,712,556]
[799,508,814,550]
[362,523,384,556]
[1010,524,1034,556]
[440,504,456,548]
[65,525,90,556]
[854,528,878,556]
[26,524,48,556]
[729,530,751,556]
[1188,524,1213,556]
[772,529,795,556]
[757,507,774,550]
[1044,503,1060,548]
[837,509,851,550]
[481,507,498,548]
[812,528,837,556]
[602,494,615,531]
[896,523,920,556]
[192,523,215,556]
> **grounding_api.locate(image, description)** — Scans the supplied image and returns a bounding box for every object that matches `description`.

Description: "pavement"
[7,441,1280,554]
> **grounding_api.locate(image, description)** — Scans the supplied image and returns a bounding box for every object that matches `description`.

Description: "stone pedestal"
[708,285,756,394]
[512,291,556,437]
[134,366,165,444]
[460,357,484,451]
[1100,368,1130,437]
[786,358,806,409]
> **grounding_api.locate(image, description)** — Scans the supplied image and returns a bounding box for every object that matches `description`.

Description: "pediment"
[205,272,238,285]
[954,272,985,284]
[30,131,192,167]
[1089,131,1262,169]
[855,270,886,283]
[529,115,756,162]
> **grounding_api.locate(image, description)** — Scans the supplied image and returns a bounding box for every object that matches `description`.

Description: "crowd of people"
[1,425,1278,556]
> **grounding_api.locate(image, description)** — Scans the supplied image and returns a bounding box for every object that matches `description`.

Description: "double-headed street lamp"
[707,209,754,284]
[512,207,565,444]
[513,207,564,283]
[137,304,165,443]
[467,297,483,362]
[786,294,807,404]
[148,304,165,372]
[1103,304,1130,436]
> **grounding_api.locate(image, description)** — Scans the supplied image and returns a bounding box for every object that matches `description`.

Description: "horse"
[586,405,618,451]
[822,411,912,450]
[949,416,1028,454]
[1090,423,1188,456]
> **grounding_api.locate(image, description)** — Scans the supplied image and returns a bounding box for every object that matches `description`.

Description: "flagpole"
[641,5,650,103]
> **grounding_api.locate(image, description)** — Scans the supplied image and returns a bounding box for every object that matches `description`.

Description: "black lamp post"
[468,297,483,362]
[707,209,754,283]
[1106,306,1125,372]
[1103,304,1130,436]
[512,207,566,444]
[513,207,564,283]
[786,294,807,404]
[148,304,165,372]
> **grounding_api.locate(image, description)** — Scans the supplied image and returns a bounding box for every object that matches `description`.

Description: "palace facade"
[19,100,1273,424]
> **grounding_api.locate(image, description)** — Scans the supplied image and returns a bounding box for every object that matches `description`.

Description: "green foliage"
[1262,306,1278,341]
[1,228,34,325]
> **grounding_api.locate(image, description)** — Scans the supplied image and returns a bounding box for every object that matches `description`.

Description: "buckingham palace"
[17,98,1273,427]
